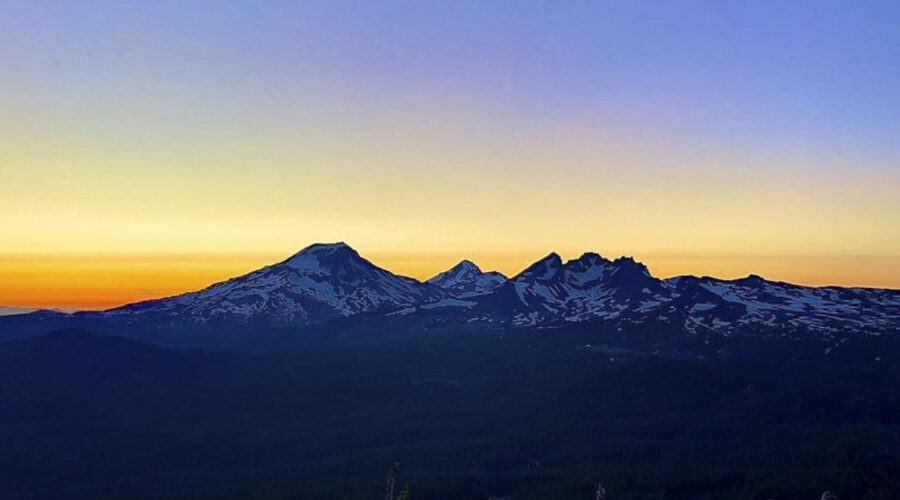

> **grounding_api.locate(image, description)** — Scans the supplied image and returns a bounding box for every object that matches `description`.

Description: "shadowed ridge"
[0,328,168,353]
[512,252,564,281]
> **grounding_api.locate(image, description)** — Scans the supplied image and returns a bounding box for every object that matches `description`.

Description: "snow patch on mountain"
[427,260,507,297]
[62,243,898,341]
[104,242,445,326]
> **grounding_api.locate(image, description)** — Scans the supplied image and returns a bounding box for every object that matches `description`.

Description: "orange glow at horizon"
[2,251,898,311]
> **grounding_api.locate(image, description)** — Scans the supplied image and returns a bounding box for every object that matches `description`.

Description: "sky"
[1,0,899,310]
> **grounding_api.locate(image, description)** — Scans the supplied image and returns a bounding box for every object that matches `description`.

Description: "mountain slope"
[662,275,900,338]
[101,242,445,327]
[0,328,219,387]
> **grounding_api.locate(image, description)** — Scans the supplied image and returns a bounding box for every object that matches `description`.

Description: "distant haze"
[0,306,68,316]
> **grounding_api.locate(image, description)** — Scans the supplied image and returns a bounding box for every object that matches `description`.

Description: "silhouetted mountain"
[0,306,40,316]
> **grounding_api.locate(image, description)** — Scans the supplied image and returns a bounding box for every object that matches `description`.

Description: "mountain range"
[2,242,898,358]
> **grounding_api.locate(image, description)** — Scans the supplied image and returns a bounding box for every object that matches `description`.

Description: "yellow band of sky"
[2,251,897,310]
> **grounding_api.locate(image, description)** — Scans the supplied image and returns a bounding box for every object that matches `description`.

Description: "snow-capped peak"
[107,242,444,326]
[428,259,507,297]
[428,259,481,281]
[281,242,361,271]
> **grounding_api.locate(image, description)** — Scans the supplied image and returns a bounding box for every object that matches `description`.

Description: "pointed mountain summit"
[427,260,507,297]
[513,252,564,282]
[495,251,667,324]
[510,252,661,301]
[107,242,444,326]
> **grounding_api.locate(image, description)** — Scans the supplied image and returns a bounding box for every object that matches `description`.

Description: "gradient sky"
[2,0,899,309]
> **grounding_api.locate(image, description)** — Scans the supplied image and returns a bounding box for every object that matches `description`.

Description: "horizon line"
[3,244,898,313]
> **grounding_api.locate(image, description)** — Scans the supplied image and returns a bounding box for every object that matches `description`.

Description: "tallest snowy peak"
[280,242,365,272]
[110,241,442,327]
[297,241,353,255]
